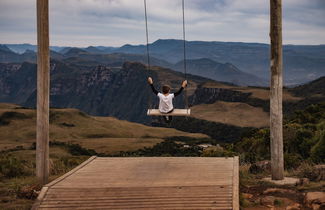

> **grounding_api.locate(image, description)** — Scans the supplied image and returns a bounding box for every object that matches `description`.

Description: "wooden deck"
[33,156,239,210]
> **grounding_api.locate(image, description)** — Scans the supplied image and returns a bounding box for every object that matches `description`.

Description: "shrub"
[296,162,319,181]
[0,155,29,178]
[310,129,325,163]
[51,156,85,175]
[67,144,97,156]
[284,153,302,169]
[0,111,29,126]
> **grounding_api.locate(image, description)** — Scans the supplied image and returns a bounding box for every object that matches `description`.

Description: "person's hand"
[182,80,187,88]
[147,77,153,84]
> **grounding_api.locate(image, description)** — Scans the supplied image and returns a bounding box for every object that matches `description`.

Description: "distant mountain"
[63,48,89,57]
[2,40,324,86]
[96,46,118,53]
[0,43,271,86]
[0,46,36,63]
[0,44,13,53]
[59,47,72,54]
[0,49,64,63]
[0,45,20,63]
[85,46,105,54]
[113,39,325,85]
[5,43,67,53]
[173,58,267,86]
[5,43,37,54]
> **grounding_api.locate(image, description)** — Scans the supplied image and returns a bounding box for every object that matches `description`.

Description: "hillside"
[0,60,304,130]
[174,58,267,86]
[0,103,207,154]
[290,76,325,98]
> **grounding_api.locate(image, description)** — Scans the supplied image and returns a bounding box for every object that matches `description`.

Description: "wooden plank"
[31,186,48,210]
[147,109,191,116]
[39,207,232,210]
[36,0,50,185]
[46,156,96,187]
[35,157,238,209]
[232,156,239,210]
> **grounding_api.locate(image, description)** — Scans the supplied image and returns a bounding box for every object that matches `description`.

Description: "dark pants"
[162,109,174,123]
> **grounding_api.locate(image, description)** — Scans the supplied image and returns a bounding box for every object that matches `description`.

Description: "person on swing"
[147,77,187,123]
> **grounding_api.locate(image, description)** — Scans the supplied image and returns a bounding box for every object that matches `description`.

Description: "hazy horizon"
[2,38,325,49]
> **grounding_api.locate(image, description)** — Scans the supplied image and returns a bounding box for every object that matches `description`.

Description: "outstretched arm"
[174,80,187,97]
[148,77,158,95]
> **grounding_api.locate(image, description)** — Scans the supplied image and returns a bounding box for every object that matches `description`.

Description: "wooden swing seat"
[147,109,191,116]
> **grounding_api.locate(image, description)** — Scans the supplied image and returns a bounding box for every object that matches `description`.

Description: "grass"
[0,103,207,152]
[191,101,269,128]
[77,138,163,155]
[203,82,302,101]
[0,145,89,210]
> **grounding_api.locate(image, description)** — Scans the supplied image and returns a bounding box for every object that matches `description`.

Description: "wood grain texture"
[270,0,284,180]
[36,0,50,185]
[147,109,191,116]
[34,157,239,209]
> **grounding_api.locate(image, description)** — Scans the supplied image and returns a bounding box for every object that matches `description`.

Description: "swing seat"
[147,109,191,116]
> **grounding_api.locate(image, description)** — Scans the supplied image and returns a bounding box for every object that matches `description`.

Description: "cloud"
[0,0,324,46]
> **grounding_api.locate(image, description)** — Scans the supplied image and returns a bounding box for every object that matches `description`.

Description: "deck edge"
[31,156,97,209]
[232,156,240,210]
[31,186,48,210]
[45,156,97,187]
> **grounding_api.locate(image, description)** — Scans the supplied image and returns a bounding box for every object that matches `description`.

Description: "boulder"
[304,192,325,209]
[311,203,321,210]
[285,203,300,210]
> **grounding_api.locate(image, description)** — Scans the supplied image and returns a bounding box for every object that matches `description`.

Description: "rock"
[297,178,310,186]
[17,184,39,199]
[263,188,296,195]
[285,203,300,210]
[242,193,253,199]
[311,203,320,210]
[314,165,325,181]
[249,160,271,174]
[266,205,275,209]
[260,196,276,206]
[304,192,325,209]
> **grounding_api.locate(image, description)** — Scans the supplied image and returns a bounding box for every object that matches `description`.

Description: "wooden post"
[36,0,50,185]
[270,0,284,180]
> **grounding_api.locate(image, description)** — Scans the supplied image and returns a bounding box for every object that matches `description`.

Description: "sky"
[0,0,324,47]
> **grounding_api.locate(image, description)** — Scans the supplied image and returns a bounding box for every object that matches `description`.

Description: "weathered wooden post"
[270,0,284,180]
[36,0,50,184]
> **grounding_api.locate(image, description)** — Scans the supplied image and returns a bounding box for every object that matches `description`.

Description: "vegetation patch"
[234,103,325,168]
[85,133,114,138]
[0,111,30,126]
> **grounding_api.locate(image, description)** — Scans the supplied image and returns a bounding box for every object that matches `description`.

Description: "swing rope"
[182,0,189,110]
[144,0,152,110]
[144,0,189,113]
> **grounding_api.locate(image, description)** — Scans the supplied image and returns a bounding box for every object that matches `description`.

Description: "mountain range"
[0,44,265,86]
[2,39,324,86]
